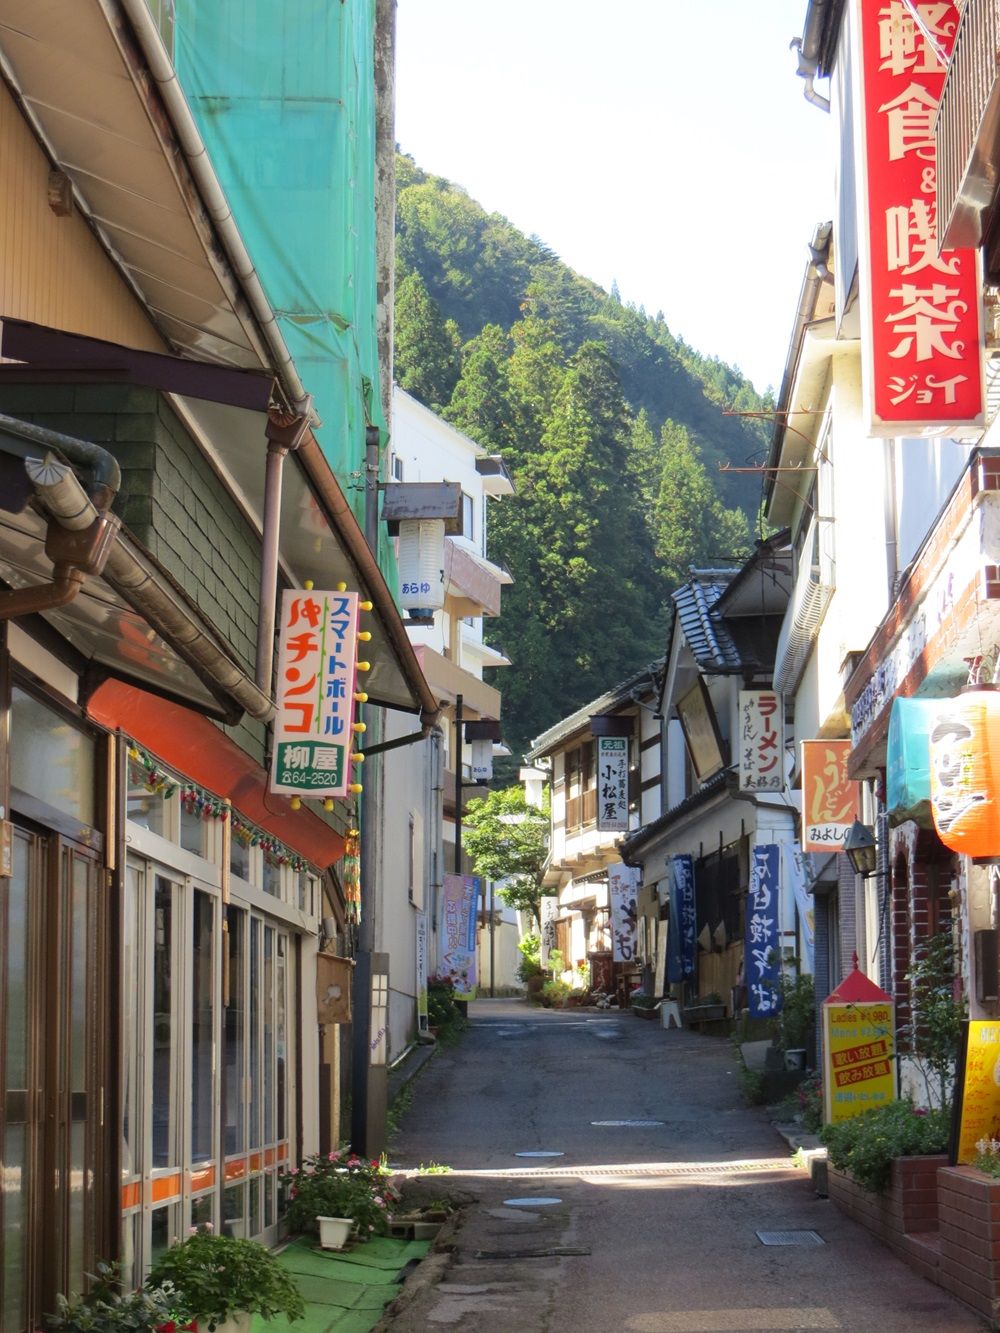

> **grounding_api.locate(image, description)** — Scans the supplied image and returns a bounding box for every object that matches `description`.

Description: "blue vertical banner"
[667,855,696,983]
[746,844,783,1018]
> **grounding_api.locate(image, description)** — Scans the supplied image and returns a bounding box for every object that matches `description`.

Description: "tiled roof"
[672,569,743,672]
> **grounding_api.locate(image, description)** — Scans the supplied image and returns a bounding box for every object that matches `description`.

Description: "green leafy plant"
[146,1225,304,1330]
[630,990,658,1010]
[426,978,469,1043]
[46,1261,187,1333]
[463,786,550,925]
[547,947,566,977]
[773,971,815,1052]
[737,1065,766,1106]
[820,1099,950,1194]
[517,933,543,982]
[281,1150,400,1238]
[540,977,572,1007]
[973,1136,1000,1178]
[897,930,965,1110]
[417,1161,453,1174]
[797,1073,824,1133]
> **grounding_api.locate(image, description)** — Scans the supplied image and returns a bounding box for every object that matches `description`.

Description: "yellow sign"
[823,1002,896,1124]
[955,1021,1000,1163]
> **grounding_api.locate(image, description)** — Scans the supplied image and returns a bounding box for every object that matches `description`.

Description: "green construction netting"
[173,0,391,570]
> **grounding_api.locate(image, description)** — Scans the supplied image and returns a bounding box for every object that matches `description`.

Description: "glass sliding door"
[1,827,34,1332]
[0,824,101,1333]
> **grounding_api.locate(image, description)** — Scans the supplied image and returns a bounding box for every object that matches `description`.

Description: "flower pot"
[317,1215,354,1250]
[211,1314,253,1333]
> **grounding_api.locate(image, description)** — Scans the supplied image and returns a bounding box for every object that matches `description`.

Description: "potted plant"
[629,989,659,1018]
[685,991,726,1022]
[282,1150,400,1240]
[46,1261,189,1333]
[146,1225,304,1333]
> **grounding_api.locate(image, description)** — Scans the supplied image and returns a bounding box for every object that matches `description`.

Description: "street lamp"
[843,819,878,877]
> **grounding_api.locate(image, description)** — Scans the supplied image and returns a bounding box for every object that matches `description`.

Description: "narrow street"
[388,1000,986,1333]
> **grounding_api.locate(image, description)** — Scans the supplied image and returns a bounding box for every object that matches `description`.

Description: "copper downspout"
[297,428,441,728]
[0,453,120,621]
[256,407,313,697]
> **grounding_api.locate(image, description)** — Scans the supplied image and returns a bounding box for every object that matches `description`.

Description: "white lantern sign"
[397,518,445,611]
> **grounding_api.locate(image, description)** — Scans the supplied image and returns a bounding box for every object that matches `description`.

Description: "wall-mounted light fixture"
[843,819,878,877]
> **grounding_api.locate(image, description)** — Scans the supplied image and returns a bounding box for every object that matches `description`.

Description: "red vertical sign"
[858,0,983,434]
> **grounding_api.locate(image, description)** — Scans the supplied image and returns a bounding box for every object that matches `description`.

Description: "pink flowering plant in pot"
[282,1150,400,1238]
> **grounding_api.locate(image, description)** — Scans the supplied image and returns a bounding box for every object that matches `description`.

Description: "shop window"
[230,834,251,883]
[224,907,247,1156]
[11,686,95,824]
[565,743,597,830]
[152,875,179,1169]
[223,1182,247,1240]
[191,890,216,1164]
[180,802,208,858]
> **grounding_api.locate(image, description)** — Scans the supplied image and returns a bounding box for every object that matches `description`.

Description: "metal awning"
[0,0,272,375]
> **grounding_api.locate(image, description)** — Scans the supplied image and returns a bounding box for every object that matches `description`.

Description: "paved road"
[387,998,986,1333]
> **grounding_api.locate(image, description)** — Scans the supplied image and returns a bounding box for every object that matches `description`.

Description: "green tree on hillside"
[654,421,752,587]
[486,343,662,750]
[394,268,460,410]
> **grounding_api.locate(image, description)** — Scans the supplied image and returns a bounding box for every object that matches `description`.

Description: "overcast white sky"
[395,0,834,396]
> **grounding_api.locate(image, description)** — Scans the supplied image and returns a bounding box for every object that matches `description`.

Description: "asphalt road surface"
[387,998,986,1333]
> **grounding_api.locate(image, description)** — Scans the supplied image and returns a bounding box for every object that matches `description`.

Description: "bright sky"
[395,0,834,397]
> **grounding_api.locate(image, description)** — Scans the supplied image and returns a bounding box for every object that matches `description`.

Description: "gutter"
[115,0,315,422]
[764,222,832,510]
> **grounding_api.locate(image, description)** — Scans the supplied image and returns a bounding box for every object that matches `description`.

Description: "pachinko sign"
[857,0,983,434]
[801,740,859,852]
[270,588,360,798]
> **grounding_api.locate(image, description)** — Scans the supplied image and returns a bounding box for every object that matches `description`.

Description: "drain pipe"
[0,454,120,619]
[256,406,313,697]
[1,450,273,720]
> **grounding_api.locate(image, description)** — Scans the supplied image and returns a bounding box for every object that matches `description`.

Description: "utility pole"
[351,424,383,1158]
[454,692,463,875]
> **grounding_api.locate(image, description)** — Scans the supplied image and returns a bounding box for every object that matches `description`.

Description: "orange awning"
[87,678,345,869]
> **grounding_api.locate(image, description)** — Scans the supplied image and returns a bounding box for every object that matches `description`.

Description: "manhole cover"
[591,1119,665,1127]
[503,1196,562,1207]
[756,1230,825,1246]
[515,1151,565,1158]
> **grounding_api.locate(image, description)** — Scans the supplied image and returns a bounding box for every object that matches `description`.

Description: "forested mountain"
[393,155,774,756]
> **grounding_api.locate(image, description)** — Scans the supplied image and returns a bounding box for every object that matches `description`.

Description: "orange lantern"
[929,686,1000,857]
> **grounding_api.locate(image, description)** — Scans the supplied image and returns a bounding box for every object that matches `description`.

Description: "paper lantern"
[929,686,1000,857]
[397,518,445,611]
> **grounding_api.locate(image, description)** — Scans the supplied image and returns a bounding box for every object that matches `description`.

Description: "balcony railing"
[937,0,1000,252]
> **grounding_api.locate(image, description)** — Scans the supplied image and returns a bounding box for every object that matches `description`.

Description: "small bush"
[540,978,571,1007]
[820,1098,950,1194]
[797,1074,823,1133]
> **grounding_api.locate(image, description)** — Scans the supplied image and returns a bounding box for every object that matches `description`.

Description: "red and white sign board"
[857,0,983,435]
[270,589,359,798]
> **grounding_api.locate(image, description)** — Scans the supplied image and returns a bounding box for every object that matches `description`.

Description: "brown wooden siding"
[0,85,162,351]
